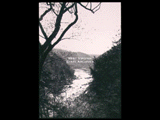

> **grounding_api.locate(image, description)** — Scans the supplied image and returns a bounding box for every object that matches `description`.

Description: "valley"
[48,68,93,117]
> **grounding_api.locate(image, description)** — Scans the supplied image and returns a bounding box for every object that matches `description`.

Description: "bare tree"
[39,2,101,86]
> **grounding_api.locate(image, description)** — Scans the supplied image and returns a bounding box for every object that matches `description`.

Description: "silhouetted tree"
[39,2,101,84]
[39,2,101,118]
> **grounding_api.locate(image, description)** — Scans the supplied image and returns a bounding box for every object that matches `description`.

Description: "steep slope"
[39,51,76,118]
[41,51,75,95]
[88,42,121,118]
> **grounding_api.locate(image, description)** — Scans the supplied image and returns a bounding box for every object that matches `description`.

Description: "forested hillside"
[43,52,75,94]
[52,49,94,70]
[88,41,121,118]
[39,51,75,118]
[57,41,122,118]
[53,49,92,59]
[39,42,121,118]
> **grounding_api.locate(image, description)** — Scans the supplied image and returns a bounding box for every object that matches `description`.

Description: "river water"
[48,69,93,117]
[57,69,92,103]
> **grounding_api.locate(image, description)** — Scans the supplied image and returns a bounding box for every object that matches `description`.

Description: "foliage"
[39,41,121,118]
[41,51,75,94]
[89,40,121,118]
[39,51,75,118]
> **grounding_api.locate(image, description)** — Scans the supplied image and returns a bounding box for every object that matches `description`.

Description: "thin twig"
[78,2,94,13]
[39,22,48,40]
[39,7,52,21]
[61,34,80,40]
[41,3,66,54]
[46,3,78,53]
[85,2,89,7]
[90,2,92,10]
[39,34,45,39]
[78,2,101,13]
[92,2,101,12]
[64,3,75,13]
[49,3,58,16]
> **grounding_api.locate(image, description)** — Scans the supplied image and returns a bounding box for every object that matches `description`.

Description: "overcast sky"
[39,2,121,55]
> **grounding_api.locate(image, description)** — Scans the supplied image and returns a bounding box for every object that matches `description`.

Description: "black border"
[37,2,123,119]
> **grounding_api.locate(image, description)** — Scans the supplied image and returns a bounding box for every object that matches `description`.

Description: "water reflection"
[59,69,92,102]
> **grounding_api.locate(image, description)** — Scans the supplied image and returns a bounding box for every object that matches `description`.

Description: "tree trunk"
[39,51,48,80]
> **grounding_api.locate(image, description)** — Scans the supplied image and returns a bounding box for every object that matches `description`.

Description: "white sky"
[39,2,121,55]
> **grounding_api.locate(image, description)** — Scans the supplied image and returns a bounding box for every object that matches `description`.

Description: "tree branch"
[64,3,75,13]
[39,22,48,40]
[78,2,101,13]
[61,37,79,41]
[49,3,58,16]
[61,34,80,40]
[85,2,89,7]
[39,7,52,21]
[78,2,94,13]
[39,34,45,39]
[92,2,101,12]
[61,37,72,40]
[41,2,66,54]
[45,3,78,55]
[48,3,66,40]
[52,3,78,47]
[90,2,92,10]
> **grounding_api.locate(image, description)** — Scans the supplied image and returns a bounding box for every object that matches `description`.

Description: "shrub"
[39,51,75,118]
[89,42,121,118]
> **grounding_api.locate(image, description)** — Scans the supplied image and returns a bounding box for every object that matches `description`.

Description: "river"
[56,69,92,103]
[48,69,93,117]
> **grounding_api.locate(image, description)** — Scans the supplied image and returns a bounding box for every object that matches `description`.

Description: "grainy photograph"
[39,2,121,118]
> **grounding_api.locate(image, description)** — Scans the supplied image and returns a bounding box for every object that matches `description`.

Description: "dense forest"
[39,51,75,118]
[88,41,121,118]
